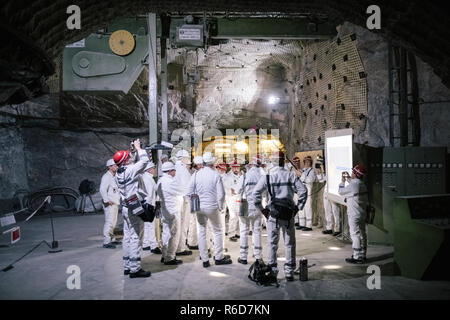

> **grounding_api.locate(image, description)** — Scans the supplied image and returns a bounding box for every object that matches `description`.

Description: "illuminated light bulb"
[268,95,279,105]
[329,247,341,251]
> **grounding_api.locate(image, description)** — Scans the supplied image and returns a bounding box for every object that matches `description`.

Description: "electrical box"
[382,147,446,197]
[367,146,447,245]
[170,24,204,48]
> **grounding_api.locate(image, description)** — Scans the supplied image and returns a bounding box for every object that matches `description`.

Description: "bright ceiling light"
[268,95,280,105]
[323,265,342,270]
[300,233,312,237]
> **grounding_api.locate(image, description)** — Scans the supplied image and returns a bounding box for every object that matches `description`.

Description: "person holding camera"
[298,156,317,231]
[114,139,151,278]
[253,151,307,281]
[338,164,368,264]
[100,159,120,249]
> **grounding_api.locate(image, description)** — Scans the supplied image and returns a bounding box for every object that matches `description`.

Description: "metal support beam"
[161,38,168,142]
[148,13,158,146]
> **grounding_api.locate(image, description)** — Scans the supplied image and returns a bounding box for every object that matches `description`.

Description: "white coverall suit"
[141,171,158,250]
[187,168,200,247]
[100,170,121,245]
[223,171,242,237]
[188,166,225,262]
[115,149,149,273]
[298,167,317,228]
[317,173,340,232]
[253,166,307,277]
[237,166,264,261]
[175,161,192,253]
[157,172,183,262]
[338,178,368,260]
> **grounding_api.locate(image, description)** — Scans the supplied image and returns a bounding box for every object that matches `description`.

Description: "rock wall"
[288,22,450,155]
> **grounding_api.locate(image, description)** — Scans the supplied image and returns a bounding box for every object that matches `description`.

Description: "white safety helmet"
[176,149,190,159]
[161,162,176,172]
[106,159,116,167]
[193,156,203,165]
[202,152,215,164]
[145,162,156,171]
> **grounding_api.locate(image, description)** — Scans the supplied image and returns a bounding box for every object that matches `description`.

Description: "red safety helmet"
[114,150,130,166]
[352,164,366,178]
[303,156,313,164]
[292,156,300,163]
[231,161,241,168]
[217,163,227,170]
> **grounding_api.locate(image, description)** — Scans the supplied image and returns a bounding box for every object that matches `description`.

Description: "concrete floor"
[1,213,450,300]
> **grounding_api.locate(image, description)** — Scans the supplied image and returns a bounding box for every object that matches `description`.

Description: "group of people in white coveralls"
[99,139,369,279]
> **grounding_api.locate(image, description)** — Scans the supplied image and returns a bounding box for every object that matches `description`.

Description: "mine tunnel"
[1,1,450,301]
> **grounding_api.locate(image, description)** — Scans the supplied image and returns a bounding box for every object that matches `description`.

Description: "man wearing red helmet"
[114,139,151,278]
[338,164,369,264]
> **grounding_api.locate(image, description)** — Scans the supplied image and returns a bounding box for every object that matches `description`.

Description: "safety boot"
[215,257,232,265]
[129,269,151,278]
[164,259,183,265]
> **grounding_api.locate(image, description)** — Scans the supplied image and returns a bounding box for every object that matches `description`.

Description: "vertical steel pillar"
[161,37,168,142]
[148,13,158,146]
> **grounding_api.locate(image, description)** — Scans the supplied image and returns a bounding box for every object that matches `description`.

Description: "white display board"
[325,129,353,205]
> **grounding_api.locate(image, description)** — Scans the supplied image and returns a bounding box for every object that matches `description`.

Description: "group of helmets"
[111,147,365,178]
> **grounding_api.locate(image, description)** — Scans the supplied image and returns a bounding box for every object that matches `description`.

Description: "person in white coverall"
[216,163,228,252]
[253,151,307,281]
[236,155,264,265]
[114,139,151,278]
[338,164,368,264]
[188,152,232,268]
[157,161,184,265]
[141,162,162,254]
[316,163,341,236]
[186,155,203,249]
[224,161,243,241]
[100,159,120,249]
[298,156,317,231]
[174,150,193,256]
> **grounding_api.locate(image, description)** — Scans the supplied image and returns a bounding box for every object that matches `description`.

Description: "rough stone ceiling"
[2,0,450,89]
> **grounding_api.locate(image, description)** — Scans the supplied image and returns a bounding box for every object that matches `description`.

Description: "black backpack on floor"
[248,259,279,287]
